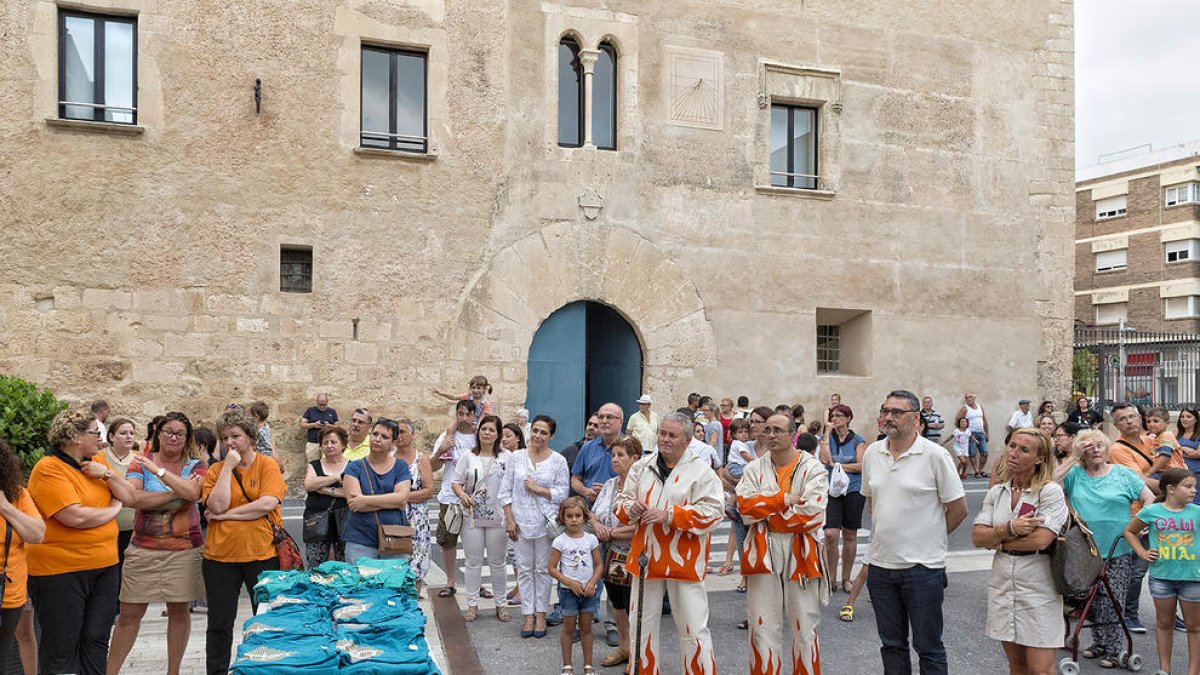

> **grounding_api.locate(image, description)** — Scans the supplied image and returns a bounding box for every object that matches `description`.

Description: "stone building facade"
[1,0,1075,470]
[1075,141,1200,332]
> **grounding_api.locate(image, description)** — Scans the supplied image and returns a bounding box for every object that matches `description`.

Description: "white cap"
[636,394,653,405]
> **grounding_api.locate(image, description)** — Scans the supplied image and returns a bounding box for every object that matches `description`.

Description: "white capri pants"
[462,524,508,607]
[515,533,553,614]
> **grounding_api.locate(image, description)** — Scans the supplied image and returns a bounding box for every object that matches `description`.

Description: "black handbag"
[1050,501,1103,596]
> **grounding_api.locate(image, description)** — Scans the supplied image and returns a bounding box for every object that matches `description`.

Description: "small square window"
[58,11,137,125]
[1094,195,1127,220]
[1165,239,1198,264]
[1095,302,1127,325]
[1095,249,1127,273]
[816,324,840,373]
[280,247,312,293]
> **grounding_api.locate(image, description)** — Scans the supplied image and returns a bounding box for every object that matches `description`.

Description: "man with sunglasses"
[861,390,967,675]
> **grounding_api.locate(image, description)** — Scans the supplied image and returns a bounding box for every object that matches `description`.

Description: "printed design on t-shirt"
[1154,516,1196,561]
[561,544,590,577]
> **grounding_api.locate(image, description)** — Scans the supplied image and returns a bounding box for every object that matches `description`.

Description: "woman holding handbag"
[818,404,866,593]
[202,411,289,675]
[302,426,350,567]
[1060,429,1156,668]
[591,435,639,667]
[453,414,512,622]
[341,418,412,564]
[971,428,1068,675]
[501,415,569,637]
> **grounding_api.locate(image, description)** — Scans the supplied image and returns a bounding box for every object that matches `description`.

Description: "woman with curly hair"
[106,411,208,675]
[27,407,138,675]
[0,439,45,671]
[202,411,287,675]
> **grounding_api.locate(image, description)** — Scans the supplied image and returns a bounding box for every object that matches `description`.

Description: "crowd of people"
[0,382,1198,675]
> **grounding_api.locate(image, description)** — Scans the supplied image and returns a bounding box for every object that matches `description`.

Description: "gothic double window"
[558,38,617,150]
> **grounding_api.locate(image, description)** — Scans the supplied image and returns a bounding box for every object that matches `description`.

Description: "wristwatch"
[155,467,167,478]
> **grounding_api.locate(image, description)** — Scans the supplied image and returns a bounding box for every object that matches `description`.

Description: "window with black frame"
[770,104,818,189]
[557,38,584,148]
[58,10,137,125]
[360,46,427,153]
[592,42,617,150]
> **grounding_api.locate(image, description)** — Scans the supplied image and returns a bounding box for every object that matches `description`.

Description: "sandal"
[1081,647,1103,660]
[560,667,573,675]
[480,588,494,599]
[601,649,629,667]
[1098,657,1118,669]
[735,583,747,594]
[464,606,478,622]
[495,606,512,622]
[737,619,748,630]
[437,586,456,598]
[839,605,854,622]
[584,666,595,675]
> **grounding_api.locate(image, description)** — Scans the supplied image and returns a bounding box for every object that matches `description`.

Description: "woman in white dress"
[500,415,569,638]
[971,428,1068,675]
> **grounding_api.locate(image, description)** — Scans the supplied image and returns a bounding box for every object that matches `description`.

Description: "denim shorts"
[557,585,601,616]
[1148,577,1200,603]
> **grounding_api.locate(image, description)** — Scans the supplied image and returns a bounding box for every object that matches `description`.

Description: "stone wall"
[0,0,1076,475]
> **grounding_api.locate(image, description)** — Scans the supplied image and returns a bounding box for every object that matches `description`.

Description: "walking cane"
[631,553,649,675]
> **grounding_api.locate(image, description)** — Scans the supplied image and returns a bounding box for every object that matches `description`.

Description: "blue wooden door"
[526,302,588,449]
[526,302,642,450]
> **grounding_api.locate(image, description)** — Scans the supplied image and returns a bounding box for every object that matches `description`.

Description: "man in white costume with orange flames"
[616,411,724,675]
[736,412,829,675]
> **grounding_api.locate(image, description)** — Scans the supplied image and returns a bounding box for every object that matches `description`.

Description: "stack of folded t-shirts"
[231,559,439,675]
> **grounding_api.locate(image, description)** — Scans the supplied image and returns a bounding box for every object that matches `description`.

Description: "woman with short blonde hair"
[28,408,138,675]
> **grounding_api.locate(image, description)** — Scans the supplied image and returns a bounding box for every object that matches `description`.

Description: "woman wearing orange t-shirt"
[27,408,138,675]
[202,411,287,675]
[0,438,45,672]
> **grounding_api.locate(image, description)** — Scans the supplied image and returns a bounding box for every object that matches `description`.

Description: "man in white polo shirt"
[861,389,967,675]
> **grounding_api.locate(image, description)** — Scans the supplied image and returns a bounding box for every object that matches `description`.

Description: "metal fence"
[1074,324,1200,411]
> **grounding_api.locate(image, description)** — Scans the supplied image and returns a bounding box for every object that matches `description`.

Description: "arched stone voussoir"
[449,223,717,371]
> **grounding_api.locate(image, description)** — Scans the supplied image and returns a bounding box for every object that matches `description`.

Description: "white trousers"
[745,532,825,675]
[462,524,508,607]
[628,577,715,675]
[515,534,552,614]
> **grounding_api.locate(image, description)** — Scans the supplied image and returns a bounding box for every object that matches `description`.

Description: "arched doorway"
[526,301,643,449]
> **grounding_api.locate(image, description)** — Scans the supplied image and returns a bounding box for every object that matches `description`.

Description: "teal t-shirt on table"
[1135,502,1200,581]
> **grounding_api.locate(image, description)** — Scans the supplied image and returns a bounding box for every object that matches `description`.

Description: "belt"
[1004,549,1050,557]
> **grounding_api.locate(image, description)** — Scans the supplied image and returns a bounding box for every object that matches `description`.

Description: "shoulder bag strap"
[0,522,11,600]
[231,467,280,530]
[1114,439,1155,468]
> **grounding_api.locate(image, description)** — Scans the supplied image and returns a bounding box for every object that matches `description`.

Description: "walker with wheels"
[1057,536,1144,675]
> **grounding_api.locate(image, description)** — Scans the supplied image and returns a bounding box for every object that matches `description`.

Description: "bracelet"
[1006,521,1018,538]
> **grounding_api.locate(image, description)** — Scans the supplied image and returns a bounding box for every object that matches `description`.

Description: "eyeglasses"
[86,429,102,437]
[761,426,790,436]
[878,408,915,418]
[596,414,620,421]
[160,430,187,439]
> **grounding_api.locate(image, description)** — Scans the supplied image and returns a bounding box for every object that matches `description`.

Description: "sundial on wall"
[665,46,724,131]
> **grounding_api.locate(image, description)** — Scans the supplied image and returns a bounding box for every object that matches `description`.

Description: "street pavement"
[426,477,1192,674]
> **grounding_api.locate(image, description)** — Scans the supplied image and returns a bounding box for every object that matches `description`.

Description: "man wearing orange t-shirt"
[1108,402,1158,634]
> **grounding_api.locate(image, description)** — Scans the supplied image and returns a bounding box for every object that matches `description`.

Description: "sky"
[1075,0,1200,169]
